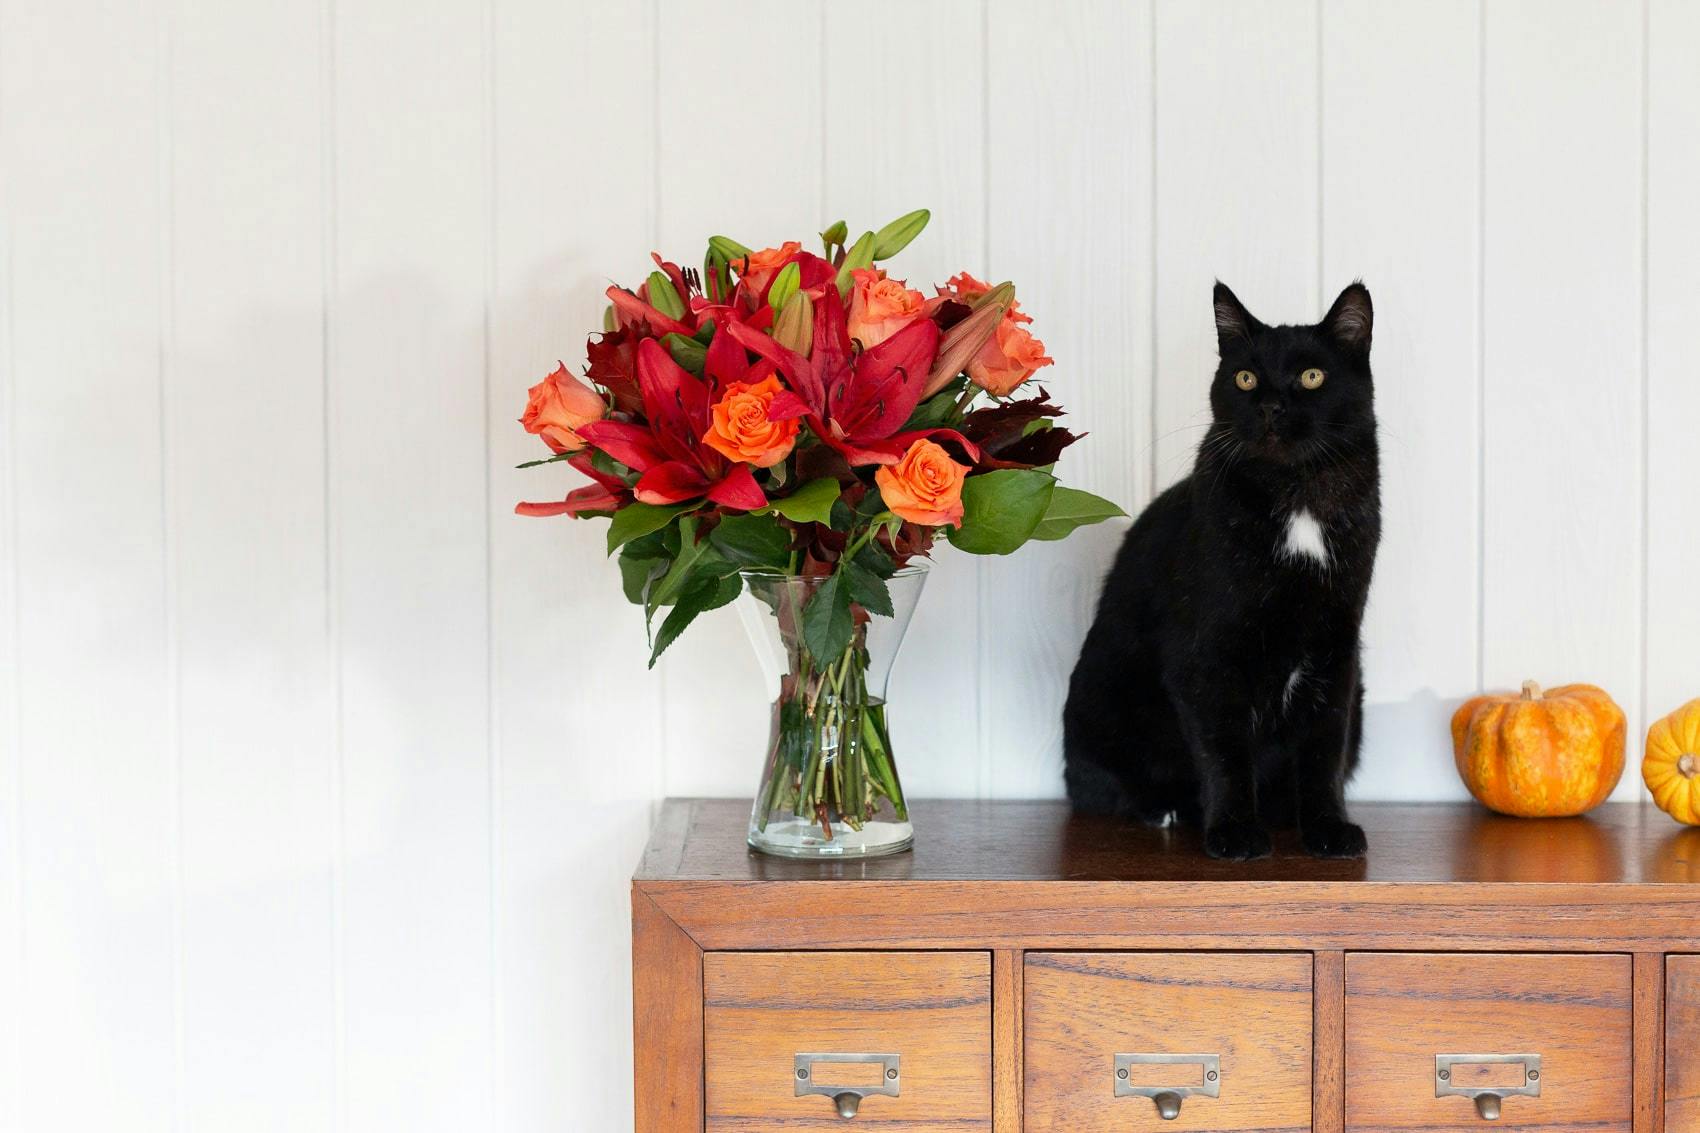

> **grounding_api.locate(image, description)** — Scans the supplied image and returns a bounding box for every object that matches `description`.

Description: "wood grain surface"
[1637,953,1666,1133]
[1344,952,1633,1133]
[1023,952,1312,1132]
[632,889,703,1133]
[702,951,991,1131]
[1667,956,1699,1132]
[993,951,1023,1133]
[1315,952,1346,1133]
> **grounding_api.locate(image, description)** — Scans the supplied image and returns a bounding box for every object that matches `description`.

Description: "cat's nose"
[1261,402,1285,421]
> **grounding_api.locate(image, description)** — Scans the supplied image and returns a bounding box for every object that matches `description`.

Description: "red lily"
[515,454,630,517]
[724,294,978,466]
[575,338,766,509]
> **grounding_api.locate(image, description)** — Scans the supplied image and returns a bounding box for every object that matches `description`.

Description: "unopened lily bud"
[820,219,848,253]
[646,271,685,320]
[871,208,930,259]
[772,291,815,356]
[767,261,801,312]
[707,235,752,263]
[834,231,876,296]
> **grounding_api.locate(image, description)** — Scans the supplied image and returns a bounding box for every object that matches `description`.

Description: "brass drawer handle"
[1435,1053,1541,1120]
[794,1052,899,1119]
[1114,1053,1220,1120]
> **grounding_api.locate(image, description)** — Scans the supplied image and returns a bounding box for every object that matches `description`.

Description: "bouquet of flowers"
[518,209,1121,853]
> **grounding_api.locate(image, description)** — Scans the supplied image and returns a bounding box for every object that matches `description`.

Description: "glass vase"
[736,564,927,858]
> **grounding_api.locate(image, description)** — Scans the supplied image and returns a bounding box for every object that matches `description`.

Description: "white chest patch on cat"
[1281,509,1329,568]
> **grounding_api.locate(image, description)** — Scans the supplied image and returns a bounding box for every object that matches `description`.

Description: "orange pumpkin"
[1450,680,1625,817]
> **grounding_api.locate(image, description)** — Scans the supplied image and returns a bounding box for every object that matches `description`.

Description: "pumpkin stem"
[1521,680,1543,701]
[1680,754,1698,779]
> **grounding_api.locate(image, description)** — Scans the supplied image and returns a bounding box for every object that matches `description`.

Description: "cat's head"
[1208,281,1374,465]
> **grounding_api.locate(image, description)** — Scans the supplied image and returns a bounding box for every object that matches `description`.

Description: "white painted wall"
[1,1,1693,1130]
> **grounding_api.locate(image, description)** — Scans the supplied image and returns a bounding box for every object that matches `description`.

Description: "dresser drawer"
[1344,952,1632,1131]
[701,951,991,1130]
[1023,952,1312,1131]
[1668,955,1700,1128]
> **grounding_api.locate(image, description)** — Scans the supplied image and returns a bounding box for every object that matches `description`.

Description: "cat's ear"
[1322,282,1373,355]
[1213,281,1263,352]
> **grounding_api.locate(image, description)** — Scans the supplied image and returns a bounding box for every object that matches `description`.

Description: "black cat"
[1063,282,1379,860]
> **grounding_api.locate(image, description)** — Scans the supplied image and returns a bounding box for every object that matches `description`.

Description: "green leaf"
[709,513,792,570]
[871,208,930,259]
[902,382,965,431]
[707,235,752,262]
[1030,487,1128,542]
[950,469,1057,555]
[647,517,728,612]
[693,319,716,345]
[844,558,894,618]
[606,502,691,556]
[646,270,685,320]
[802,569,854,664]
[514,450,579,470]
[649,571,742,668]
[834,231,876,295]
[767,261,800,311]
[662,332,706,374]
[853,544,896,580]
[759,477,840,526]
[618,549,668,606]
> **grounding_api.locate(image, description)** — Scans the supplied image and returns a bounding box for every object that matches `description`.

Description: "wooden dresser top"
[638,798,1700,886]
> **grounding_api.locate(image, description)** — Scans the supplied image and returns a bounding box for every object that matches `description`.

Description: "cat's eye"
[1234,370,1258,391]
[1300,367,1326,389]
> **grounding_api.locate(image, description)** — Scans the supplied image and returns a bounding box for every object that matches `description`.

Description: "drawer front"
[702,951,991,1131]
[1344,952,1631,1131]
[1670,956,1700,1128]
[1023,952,1313,1132]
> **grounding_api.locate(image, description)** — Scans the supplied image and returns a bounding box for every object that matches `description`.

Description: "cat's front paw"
[1204,819,1272,861]
[1301,818,1367,859]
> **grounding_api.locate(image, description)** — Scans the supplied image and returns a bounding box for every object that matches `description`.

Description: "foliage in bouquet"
[515,208,1124,671]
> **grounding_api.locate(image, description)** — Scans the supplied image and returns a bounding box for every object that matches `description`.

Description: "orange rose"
[702,375,799,468]
[874,438,969,527]
[943,271,1030,323]
[737,241,803,297]
[520,362,605,452]
[967,319,1053,396]
[847,268,927,349]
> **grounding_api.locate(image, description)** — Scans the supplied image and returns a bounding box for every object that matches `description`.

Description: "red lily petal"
[834,318,941,441]
[702,314,750,391]
[724,318,825,414]
[650,253,690,304]
[634,461,712,505]
[606,284,692,338]
[636,338,713,464]
[568,453,628,493]
[767,390,812,422]
[516,482,624,518]
[706,463,767,511]
[811,286,854,379]
[823,426,981,467]
[577,419,667,472]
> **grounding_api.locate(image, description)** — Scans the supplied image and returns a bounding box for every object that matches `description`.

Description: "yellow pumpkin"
[1643,697,1700,825]
[1450,680,1625,817]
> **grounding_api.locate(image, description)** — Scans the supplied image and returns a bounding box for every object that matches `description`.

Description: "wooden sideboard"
[632,799,1700,1132]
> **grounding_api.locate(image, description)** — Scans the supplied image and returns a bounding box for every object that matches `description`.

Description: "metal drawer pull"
[1435,1053,1541,1120]
[794,1053,899,1119]
[1114,1053,1220,1121]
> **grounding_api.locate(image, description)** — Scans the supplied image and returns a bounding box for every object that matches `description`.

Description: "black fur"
[1063,281,1380,860]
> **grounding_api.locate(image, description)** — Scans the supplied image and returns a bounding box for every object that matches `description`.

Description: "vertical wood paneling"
[982,0,1153,797]
[489,2,658,1129]
[823,0,988,797]
[655,0,825,798]
[1,1,177,1130]
[167,1,334,1127]
[1646,0,1699,734]
[331,0,493,1127]
[1481,0,1645,798]
[1153,0,1321,488]
[0,0,18,1111]
[1322,0,1480,800]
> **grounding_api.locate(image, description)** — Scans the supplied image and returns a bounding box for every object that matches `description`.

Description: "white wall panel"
[1480,0,1645,799]
[1322,0,1481,800]
[1646,0,1700,738]
[982,0,1153,797]
[168,1,335,1126]
[823,0,989,797]
[2,1,177,1129]
[490,3,658,1130]
[332,0,494,1126]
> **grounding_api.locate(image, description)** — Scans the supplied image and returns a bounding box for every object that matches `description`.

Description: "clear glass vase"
[737,564,927,858]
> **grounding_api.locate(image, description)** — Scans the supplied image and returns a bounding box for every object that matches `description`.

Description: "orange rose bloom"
[875,438,969,527]
[702,375,799,468]
[737,241,803,297]
[847,268,927,349]
[967,319,1053,396]
[520,362,605,452]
